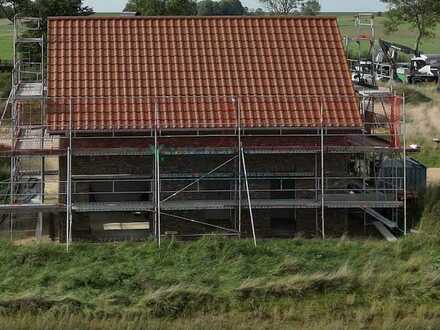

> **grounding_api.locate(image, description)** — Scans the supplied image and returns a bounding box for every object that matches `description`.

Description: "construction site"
[0,15,413,247]
[346,13,440,87]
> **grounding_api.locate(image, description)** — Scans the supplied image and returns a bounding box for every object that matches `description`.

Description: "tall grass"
[395,83,440,167]
[1,212,440,330]
[0,71,11,98]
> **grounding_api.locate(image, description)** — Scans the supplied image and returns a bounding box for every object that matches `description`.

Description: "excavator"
[376,39,440,84]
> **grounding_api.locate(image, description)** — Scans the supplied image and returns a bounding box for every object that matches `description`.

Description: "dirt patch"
[407,103,440,141]
[428,168,440,186]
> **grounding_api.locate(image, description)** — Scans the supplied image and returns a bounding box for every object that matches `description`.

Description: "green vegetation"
[0,18,12,60]
[338,14,440,54]
[0,9,439,328]
[0,71,11,97]
[0,189,440,330]
[381,0,440,54]
[395,83,440,167]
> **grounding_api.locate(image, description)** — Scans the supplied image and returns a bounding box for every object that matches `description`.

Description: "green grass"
[0,19,12,61]
[0,13,439,328]
[0,71,11,98]
[395,83,440,167]
[336,14,440,54]
[1,194,440,330]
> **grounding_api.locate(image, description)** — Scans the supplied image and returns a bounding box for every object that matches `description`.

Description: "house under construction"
[0,16,410,246]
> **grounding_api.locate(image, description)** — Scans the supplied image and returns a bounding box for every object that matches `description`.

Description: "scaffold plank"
[15,83,43,99]
[0,204,62,214]
[373,222,398,242]
[362,207,398,228]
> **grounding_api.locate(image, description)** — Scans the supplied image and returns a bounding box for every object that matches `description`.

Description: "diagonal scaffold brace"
[240,146,256,247]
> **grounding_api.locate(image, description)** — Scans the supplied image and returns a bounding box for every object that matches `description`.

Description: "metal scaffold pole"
[154,100,161,247]
[315,153,318,235]
[66,98,73,251]
[320,101,325,239]
[236,97,242,236]
[66,146,71,250]
[9,101,17,240]
[37,98,45,240]
[403,94,407,235]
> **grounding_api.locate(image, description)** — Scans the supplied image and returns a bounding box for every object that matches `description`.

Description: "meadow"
[0,19,12,61]
[0,192,440,330]
[0,184,440,329]
[1,12,440,330]
[336,13,440,54]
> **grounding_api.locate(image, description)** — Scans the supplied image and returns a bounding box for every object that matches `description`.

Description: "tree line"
[124,0,321,16]
[0,0,92,27]
[0,0,321,21]
[1,0,440,56]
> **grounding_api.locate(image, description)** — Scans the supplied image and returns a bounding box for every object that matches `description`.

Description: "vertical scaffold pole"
[315,153,318,235]
[153,100,157,243]
[237,97,242,236]
[154,100,161,247]
[37,99,45,240]
[66,146,71,250]
[402,94,407,235]
[241,147,256,247]
[37,19,45,241]
[10,101,17,240]
[66,98,73,251]
[320,101,325,239]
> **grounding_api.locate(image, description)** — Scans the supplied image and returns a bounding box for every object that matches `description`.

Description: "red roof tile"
[47,16,361,132]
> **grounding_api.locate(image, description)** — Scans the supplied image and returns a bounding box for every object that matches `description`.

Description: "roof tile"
[47,16,361,132]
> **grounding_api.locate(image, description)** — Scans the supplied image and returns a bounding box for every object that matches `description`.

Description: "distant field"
[0,19,13,61]
[336,13,440,54]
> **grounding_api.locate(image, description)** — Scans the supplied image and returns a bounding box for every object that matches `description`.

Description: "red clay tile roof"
[47,16,361,132]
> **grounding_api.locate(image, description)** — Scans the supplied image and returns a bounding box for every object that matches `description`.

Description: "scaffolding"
[346,13,393,86]
[0,18,409,248]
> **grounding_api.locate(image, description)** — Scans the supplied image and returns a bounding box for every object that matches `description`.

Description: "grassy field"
[397,84,440,167]
[337,14,440,54]
[0,19,12,61]
[0,186,439,329]
[0,12,440,330]
[0,191,440,330]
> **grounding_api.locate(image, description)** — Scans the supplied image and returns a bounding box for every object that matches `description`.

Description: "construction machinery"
[346,13,440,86]
[377,39,440,84]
